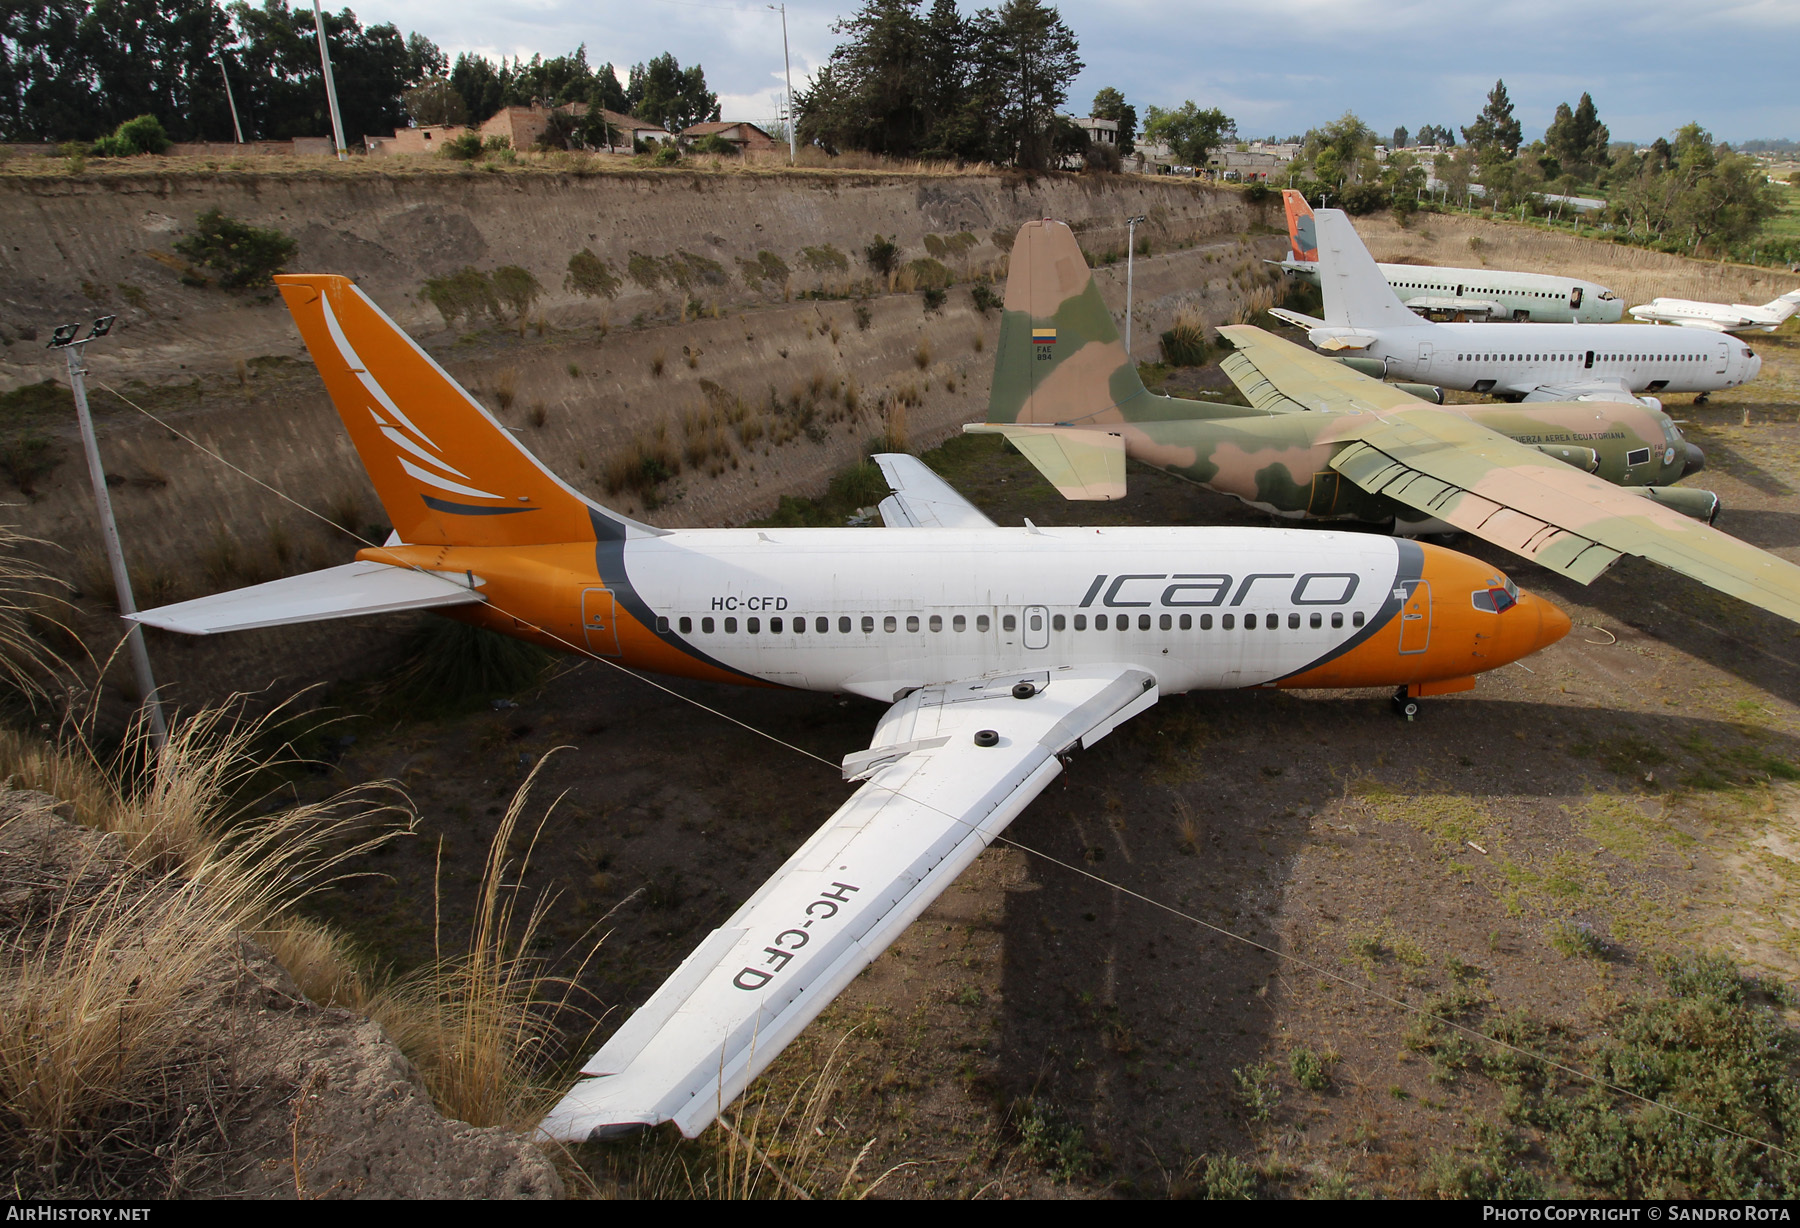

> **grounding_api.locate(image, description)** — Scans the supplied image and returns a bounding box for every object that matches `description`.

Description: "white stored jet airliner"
[1271,209,1763,406]
[128,274,1571,1142]
[1629,288,1800,334]
[1273,190,1623,323]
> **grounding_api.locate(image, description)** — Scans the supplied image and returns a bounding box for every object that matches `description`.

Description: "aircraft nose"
[1523,592,1572,654]
[1682,442,1706,477]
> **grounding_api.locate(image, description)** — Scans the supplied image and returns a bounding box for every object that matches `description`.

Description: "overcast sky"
[360,0,1798,145]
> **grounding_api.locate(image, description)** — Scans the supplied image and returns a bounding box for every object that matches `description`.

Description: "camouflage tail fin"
[987,220,1147,426]
[1281,190,1318,262]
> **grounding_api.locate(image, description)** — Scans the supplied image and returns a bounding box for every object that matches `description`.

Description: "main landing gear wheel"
[1391,689,1421,721]
[1695,393,1710,405]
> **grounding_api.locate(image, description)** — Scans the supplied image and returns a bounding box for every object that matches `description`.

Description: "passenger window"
[840,616,852,633]
[976,614,990,632]
[680,616,692,633]
[953,614,966,632]
[1028,613,1042,631]
[1133,614,1147,631]
[884,616,897,633]
[1222,614,1235,630]
[1288,612,1300,629]
[906,615,919,632]
[1052,614,1065,631]
[1074,614,1087,631]
[792,618,803,634]
[1309,612,1321,629]
[725,617,738,633]
[1199,614,1212,630]
[771,617,783,633]
[1245,613,1257,629]
[703,617,715,634]
[1003,615,1016,632]
[861,616,874,633]
[929,614,942,632]
[1095,614,1108,631]
[1159,614,1172,631]
[1352,611,1365,627]
[818,617,829,633]
[747,617,760,634]
[657,616,670,633]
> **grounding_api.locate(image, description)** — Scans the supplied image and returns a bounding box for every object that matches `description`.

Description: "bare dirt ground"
[275,313,1800,1198]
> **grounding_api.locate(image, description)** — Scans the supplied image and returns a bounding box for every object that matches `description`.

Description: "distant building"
[679,121,777,152]
[364,103,668,156]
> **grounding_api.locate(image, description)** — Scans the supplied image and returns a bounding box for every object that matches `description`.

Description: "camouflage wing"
[1217,324,1429,416]
[1331,408,1800,623]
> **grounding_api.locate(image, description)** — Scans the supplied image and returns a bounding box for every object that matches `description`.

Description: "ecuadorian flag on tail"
[1032,327,1057,345]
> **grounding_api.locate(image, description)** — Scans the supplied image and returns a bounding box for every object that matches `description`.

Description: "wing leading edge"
[539,664,1159,1142]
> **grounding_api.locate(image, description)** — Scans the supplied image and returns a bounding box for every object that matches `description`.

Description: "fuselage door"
[1714,340,1730,375]
[582,588,622,656]
[1416,341,1432,375]
[1398,581,1430,654]
[1570,286,1583,309]
[1023,605,1050,650]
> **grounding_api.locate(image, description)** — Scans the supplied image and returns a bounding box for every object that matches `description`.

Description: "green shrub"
[1160,312,1208,367]
[905,257,952,290]
[423,267,499,325]
[0,433,60,494]
[1289,1046,1337,1092]
[564,249,620,298]
[1010,1098,1091,1181]
[490,265,541,318]
[864,234,900,276]
[691,133,734,156]
[443,131,484,160]
[1174,1154,1256,1199]
[90,114,169,157]
[1233,1061,1281,1122]
[652,143,681,166]
[172,209,298,289]
[969,284,1001,314]
[482,134,510,153]
[1243,181,1273,206]
[922,285,946,312]
[382,618,554,715]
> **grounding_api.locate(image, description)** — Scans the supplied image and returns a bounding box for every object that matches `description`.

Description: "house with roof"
[678,121,777,152]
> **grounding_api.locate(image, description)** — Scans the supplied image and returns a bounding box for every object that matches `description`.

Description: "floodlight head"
[89,316,115,338]
[47,324,79,348]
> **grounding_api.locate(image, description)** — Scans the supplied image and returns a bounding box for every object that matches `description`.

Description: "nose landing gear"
[1392,688,1422,721]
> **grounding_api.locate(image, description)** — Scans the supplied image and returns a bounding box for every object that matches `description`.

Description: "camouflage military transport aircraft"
[127,273,1570,1142]
[971,220,1800,625]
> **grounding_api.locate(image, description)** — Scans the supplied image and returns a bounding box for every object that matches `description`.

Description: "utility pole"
[311,0,348,160]
[216,54,244,144]
[46,318,168,749]
[1124,215,1147,356]
[770,4,796,164]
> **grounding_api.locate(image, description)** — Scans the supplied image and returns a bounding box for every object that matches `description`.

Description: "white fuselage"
[1628,294,1800,334]
[1282,259,1623,323]
[613,526,1440,702]
[1333,320,1762,398]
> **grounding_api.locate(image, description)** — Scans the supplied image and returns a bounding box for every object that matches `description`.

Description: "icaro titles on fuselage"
[125,273,1569,1145]
[969,220,1800,629]
[1274,190,1623,324]
[1283,207,1761,406]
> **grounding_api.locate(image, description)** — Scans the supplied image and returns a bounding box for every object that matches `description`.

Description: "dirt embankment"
[0,169,1285,710]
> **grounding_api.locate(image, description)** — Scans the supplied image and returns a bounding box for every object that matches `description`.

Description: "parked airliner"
[1273,190,1622,323]
[128,274,1571,1143]
[1271,209,1762,406]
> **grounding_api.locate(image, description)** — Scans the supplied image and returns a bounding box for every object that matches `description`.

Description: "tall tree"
[1143,101,1236,167]
[628,52,717,131]
[1090,85,1135,154]
[1544,92,1609,183]
[1461,79,1522,157]
[1391,125,1408,150]
[965,0,1082,170]
[1302,111,1375,186]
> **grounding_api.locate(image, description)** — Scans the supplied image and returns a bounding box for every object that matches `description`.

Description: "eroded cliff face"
[0,167,1287,706]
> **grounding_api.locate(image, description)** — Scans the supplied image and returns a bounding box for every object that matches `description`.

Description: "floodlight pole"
[311,0,348,160]
[771,3,795,164]
[1124,215,1147,356]
[52,323,168,749]
[216,55,245,144]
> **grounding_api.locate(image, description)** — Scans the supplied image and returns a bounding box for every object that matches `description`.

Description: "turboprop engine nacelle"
[1631,486,1721,525]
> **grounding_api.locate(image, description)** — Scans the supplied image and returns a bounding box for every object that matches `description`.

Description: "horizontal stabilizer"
[963,424,1127,500]
[1267,307,1326,331]
[872,454,996,528]
[129,560,483,635]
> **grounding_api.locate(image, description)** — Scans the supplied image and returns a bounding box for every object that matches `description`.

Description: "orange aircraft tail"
[1281,189,1318,262]
[276,274,644,548]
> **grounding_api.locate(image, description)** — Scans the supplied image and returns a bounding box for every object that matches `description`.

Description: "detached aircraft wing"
[1219,325,1442,416]
[1214,326,1800,623]
[1519,377,1642,405]
[540,664,1159,1142]
[872,453,996,528]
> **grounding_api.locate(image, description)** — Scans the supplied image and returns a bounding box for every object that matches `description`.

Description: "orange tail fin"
[276,274,644,548]
[1281,189,1318,262]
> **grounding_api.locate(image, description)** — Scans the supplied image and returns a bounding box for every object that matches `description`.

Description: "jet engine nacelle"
[1630,485,1721,525]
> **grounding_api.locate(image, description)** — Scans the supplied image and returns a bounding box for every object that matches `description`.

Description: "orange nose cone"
[1526,593,1572,653]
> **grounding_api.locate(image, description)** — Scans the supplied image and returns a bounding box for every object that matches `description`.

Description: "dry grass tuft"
[913,340,931,370]
[650,349,666,378]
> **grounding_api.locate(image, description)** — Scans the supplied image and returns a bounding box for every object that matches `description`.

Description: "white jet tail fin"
[1767,289,1800,322]
[1312,209,1421,330]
